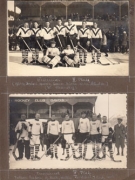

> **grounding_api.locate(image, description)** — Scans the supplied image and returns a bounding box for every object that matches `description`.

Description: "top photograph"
[8,1,129,76]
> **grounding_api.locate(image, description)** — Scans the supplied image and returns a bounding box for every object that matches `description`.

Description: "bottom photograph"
[9,94,127,169]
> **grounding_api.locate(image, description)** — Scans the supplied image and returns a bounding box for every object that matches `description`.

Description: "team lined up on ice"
[15,19,110,68]
[14,112,126,161]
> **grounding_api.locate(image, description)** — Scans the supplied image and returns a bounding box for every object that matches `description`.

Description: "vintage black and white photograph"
[9,94,127,169]
[8,1,129,76]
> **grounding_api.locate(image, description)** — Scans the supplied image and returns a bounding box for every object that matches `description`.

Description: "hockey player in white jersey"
[42,41,61,69]
[65,19,78,48]
[30,21,42,64]
[77,111,90,160]
[88,113,102,161]
[101,116,114,161]
[90,22,102,64]
[61,44,80,67]
[28,113,43,160]
[41,21,54,54]
[15,114,30,160]
[16,22,31,64]
[53,19,66,50]
[77,21,91,64]
[47,114,60,159]
[62,114,77,160]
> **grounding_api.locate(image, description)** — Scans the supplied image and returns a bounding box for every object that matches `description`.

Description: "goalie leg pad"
[49,55,61,67]
[63,56,74,66]
[42,56,51,64]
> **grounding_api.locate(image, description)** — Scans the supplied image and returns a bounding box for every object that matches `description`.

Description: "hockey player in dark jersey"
[65,19,78,48]
[101,116,114,161]
[90,22,102,64]
[61,114,77,160]
[47,114,60,159]
[53,19,66,50]
[77,111,90,160]
[77,21,90,64]
[30,21,42,64]
[15,114,30,160]
[16,22,31,64]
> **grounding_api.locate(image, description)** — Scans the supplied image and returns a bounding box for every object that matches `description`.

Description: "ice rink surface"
[9,143,127,169]
[8,52,128,76]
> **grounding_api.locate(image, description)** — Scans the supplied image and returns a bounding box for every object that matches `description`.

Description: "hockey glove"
[53,31,58,36]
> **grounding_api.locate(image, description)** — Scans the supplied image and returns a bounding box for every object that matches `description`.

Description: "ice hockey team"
[15,18,105,68]
[14,112,126,162]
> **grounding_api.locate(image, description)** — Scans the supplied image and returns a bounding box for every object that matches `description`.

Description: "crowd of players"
[12,112,127,162]
[8,18,128,68]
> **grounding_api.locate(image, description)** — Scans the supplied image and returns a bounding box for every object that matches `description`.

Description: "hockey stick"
[60,138,88,161]
[20,36,31,52]
[40,135,61,159]
[91,44,110,66]
[56,34,63,51]
[99,143,122,162]
[105,56,120,65]
[36,39,43,52]
[68,34,77,53]
[12,131,23,160]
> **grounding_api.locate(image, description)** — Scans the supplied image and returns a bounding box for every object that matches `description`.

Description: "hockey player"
[90,22,102,64]
[41,21,54,54]
[114,118,126,156]
[42,41,61,69]
[89,113,101,160]
[101,116,114,161]
[62,114,77,160]
[15,114,30,160]
[47,114,60,159]
[65,19,78,48]
[16,22,31,64]
[28,113,43,160]
[30,21,42,64]
[53,19,66,50]
[61,44,80,67]
[77,21,90,64]
[77,111,90,160]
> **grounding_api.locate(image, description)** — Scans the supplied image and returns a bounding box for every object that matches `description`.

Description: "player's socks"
[83,144,87,159]
[84,52,87,63]
[30,146,34,160]
[35,145,39,157]
[50,145,54,158]
[55,147,58,159]
[66,147,69,158]
[77,144,82,159]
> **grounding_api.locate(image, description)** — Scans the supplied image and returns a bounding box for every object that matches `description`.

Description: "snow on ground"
[8,52,128,76]
[9,143,127,169]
